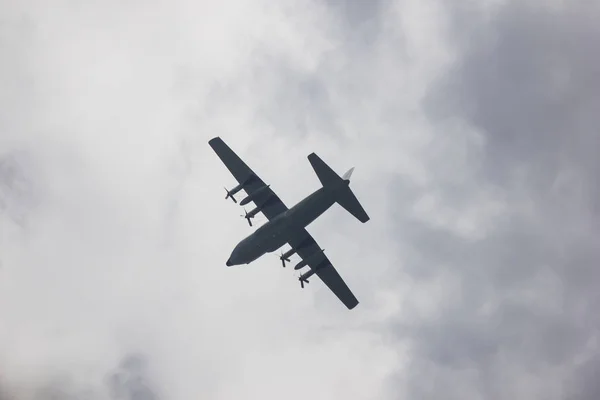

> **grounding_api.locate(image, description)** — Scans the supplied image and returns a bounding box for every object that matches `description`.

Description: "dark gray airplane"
[209,137,369,309]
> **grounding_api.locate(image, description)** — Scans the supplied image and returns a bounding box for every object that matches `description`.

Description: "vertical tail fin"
[308,153,370,223]
[342,167,354,181]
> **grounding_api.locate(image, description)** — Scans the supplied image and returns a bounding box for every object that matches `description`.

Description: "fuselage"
[226,183,346,266]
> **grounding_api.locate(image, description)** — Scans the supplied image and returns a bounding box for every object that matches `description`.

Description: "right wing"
[208,137,288,220]
[287,230,359,310]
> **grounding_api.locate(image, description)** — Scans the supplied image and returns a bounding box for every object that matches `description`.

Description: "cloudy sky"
[1,0,599,399]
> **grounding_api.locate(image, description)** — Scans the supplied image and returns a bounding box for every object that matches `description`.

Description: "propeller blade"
[278,251,291,267]
[240,208,253,226]
[224,187,237,203]
[298,275,309,289]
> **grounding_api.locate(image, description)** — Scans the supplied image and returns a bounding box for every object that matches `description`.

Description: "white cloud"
[2,0,443,398]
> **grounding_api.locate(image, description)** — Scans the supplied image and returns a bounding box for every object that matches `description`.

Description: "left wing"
[287,230,359,310]
[208,137,288,221]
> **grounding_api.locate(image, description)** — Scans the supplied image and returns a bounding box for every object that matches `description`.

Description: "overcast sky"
[1,0,599,399]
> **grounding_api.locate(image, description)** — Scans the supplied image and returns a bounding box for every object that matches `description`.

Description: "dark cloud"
[567,354,600,400]
[106,354,159,400]
[427,0,600,187]
[324,0,390,49]
[0,151,38,227]
[388,1,600,399]
[0,354,159,400]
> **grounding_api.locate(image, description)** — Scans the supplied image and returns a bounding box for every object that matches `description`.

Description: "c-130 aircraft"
[209,137,369,309]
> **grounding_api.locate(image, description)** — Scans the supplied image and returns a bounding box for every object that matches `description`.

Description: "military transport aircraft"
[208,137,369,309]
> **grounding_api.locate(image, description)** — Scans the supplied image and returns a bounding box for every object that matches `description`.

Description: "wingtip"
[208,136,221,145]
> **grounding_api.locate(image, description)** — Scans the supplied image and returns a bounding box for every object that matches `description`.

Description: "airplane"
[208,137,369,310]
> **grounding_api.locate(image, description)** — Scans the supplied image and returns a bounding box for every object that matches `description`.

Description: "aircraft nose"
[227,246,243,266]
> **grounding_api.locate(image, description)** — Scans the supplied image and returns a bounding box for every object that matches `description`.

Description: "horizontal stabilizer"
[307,153,369,223]
[308,153,343,187]
[337,187,369,223]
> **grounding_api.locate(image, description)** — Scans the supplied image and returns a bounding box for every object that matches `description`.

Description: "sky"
[1,0,599,399]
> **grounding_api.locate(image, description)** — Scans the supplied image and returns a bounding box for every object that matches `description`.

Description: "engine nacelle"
[294,259,309,270]
[225,184,243,203]
[241,205,262,226]
[281,248,296,261]
[240,185,271,206]
[300,268,316,281]
[293,248,325,270]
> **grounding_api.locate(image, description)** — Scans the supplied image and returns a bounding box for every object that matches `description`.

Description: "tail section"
[308,153,370,223]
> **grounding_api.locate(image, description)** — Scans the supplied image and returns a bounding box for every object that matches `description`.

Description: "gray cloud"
[0,353,159,400]
[427,0,600,186]
[387,1,600,399]
[0,151,36,227]
[106,354,159,400]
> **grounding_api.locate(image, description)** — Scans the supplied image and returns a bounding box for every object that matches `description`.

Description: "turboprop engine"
[239,184,271,206]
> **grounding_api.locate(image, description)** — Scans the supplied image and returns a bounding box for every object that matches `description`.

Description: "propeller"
[224,187,237,203]
[278,251,291,268]
[299,274,309,289]
[240,208,253,226]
